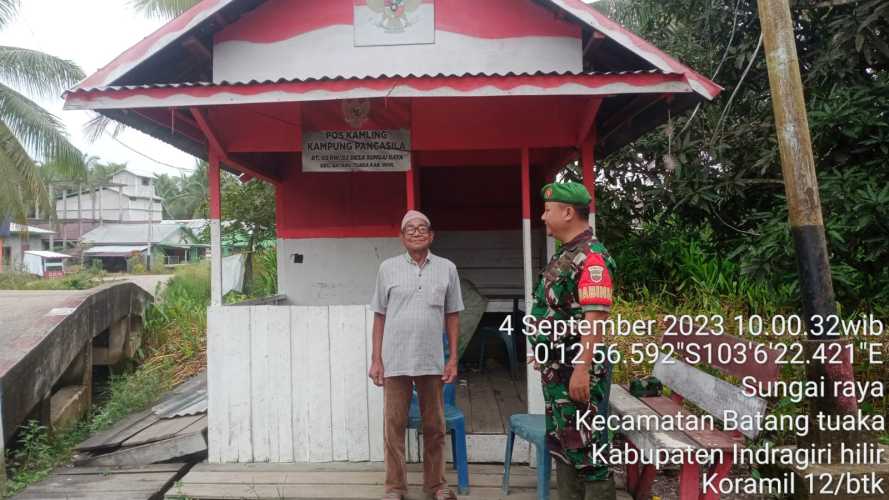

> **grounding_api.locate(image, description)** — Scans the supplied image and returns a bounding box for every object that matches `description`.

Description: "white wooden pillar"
[209,151,224,306]
[581,136,597,238]
[521,147,545,415]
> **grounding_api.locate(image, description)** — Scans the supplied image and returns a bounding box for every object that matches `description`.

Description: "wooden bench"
[609,327,780,500]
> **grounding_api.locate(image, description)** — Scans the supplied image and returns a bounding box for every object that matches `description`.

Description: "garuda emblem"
[342,99,371,128]
[367,0,422,33]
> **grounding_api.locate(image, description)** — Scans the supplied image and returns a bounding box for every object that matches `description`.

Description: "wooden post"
[581,136,597,238]
[209,150,223,306]
[406,166,416,211]
[521,147,544,417]
[757,0,858,452]
[520,148,533,309]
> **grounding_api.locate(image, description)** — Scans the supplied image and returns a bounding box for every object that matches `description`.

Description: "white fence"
[207,305,382,463]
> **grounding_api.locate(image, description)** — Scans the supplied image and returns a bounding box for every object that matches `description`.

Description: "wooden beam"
[190,108,226,158]
[598,94,665,145]
[576,97,602,146]
[130,109,204,144]
[583,30,606,58]
[189,107,282,184]
[182,36,212,61]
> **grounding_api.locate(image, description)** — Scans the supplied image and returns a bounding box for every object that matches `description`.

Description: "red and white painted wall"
[213,0,582,83]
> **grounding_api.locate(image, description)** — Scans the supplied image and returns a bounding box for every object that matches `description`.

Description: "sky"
[0,0,603,179]
[0,0,198,177]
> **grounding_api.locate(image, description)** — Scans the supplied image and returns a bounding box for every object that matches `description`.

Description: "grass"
[0,269,104,290]
[2,263,210,498]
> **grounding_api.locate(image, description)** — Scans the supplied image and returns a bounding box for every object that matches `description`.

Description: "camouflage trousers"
[541,354,612,482]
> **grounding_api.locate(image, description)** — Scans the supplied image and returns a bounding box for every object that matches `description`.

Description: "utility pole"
[147,197,153,270]
[62,188,68,249]
[48,183,55,250]
[77,184,83,241]
[757,0,859,454]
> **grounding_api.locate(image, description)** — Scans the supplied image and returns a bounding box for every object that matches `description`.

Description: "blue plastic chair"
[477,325,518,378]
[407,336,469,494]
[502,414,550,500]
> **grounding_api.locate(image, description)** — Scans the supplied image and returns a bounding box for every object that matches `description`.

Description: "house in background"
[0,223,54,272]
[45,167,165,251]
[81,222,206,272]
[23,250,72,278]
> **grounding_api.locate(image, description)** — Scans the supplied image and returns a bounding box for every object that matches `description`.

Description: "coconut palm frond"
[83,112,127,144]
[0,0,19,31]
[0,83,85,178]
[0,46,84,100]
[0,119,47,218]
[129,0,201,20]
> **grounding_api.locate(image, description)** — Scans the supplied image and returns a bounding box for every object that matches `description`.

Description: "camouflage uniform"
[529,228,616,482]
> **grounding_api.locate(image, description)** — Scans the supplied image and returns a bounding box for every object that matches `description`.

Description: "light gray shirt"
[370,251,464,377]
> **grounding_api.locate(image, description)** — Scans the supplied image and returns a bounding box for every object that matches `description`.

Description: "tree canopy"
[593,0,888,313]
[0,0,85,219]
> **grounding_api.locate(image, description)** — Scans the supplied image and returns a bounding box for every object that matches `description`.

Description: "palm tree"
[0,0,85,220]
[130,0,200,20]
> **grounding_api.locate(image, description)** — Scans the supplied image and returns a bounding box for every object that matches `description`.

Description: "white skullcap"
[401,210,431,231]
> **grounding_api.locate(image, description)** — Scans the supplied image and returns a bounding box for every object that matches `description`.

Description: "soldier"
[529,182,617,500]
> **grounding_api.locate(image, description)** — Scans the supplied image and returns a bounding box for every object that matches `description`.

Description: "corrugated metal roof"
[152,372,207,418]
[24,251,72,259]
[81,223,185,245]
[83,245,149,256]
[66,69,671,94]
[10,223,54,235]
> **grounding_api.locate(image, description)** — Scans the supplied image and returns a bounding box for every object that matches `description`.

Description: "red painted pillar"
[406,166,416,211]
[521,147,532,311]
[209,150,223,306]
[581,136,597,238]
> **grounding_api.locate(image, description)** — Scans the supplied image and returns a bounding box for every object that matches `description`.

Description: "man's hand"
[442,359,458,384]
[368,359,384,387]
[568,365,590,402]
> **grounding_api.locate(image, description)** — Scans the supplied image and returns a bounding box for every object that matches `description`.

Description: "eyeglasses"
[403,226,430,236]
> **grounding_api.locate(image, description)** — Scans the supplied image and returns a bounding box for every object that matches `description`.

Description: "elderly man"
[529,182,617,500]
[369,210,464,500]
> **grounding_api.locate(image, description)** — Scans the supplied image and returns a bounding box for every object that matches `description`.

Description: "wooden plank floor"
[457,362,527,435]
[167,463,632,500]
[14,463,188,500]
[167,463,538,500]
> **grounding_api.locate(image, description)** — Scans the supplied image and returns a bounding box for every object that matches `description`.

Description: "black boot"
[556,460,583,500]
[583,476,616,500]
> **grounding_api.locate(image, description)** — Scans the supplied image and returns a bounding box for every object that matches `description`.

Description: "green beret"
[541,182,591,205]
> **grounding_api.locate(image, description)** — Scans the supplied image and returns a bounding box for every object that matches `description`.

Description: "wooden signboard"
[302,129,411,172]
